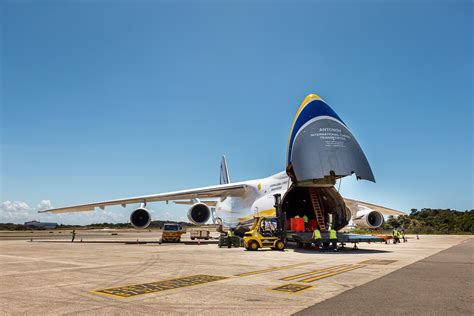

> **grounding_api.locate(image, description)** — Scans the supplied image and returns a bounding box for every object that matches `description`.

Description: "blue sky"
[1,0,472,224]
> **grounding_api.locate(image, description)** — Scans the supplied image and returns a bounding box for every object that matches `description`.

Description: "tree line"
[384,208,473,234]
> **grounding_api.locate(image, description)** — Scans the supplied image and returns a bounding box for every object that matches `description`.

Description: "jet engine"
[187,203,211,224]
[130,207,152,229]
[352,208,384,229]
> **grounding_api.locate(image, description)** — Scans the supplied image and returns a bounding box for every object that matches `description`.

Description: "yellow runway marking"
[235,262,312,277]
[93,274,228,298]
[271,283,314,293]
[300,265,365,283]
[280,264,352,281]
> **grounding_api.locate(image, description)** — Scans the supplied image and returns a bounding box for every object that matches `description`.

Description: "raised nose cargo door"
[286,94,375,185]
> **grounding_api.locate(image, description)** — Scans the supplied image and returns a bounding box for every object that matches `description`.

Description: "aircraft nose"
[286,94,375,184]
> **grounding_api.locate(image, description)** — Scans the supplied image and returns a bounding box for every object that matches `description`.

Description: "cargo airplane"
[40,94,404,231]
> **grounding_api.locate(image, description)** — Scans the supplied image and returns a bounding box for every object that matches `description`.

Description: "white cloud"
[36,200,52,212]
[0,199,189,225]
[1,200,31,212]
[0,200,34,222]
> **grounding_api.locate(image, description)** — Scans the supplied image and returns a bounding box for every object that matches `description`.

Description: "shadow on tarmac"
[290,245,393,254]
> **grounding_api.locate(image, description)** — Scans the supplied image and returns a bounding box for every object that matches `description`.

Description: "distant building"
[24,220,57,229]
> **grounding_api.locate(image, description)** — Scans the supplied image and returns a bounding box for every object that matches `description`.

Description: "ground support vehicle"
[160,223,185,243]
[243,194,287,251]
[243,216,286,251]
[190,230,210,240]
[218,234,242,247]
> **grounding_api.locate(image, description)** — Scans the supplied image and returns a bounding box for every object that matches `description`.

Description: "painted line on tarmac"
[235,262,312,277]
[359,259,397,265]
[299,264,365,283]
[93,274,228,298]
[270,283,314,294]
[279,264,352,281]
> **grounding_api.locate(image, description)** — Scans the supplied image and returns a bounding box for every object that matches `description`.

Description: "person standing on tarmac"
[397,229,403,243]
[312,227,322,250]
[401,229,407,242]
[303,214,309,230]
[393,229,400,244]
[329,226,338,252]
[71,230,76,243]
[227,229,234,248]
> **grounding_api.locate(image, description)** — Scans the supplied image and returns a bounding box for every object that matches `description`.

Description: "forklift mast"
[273,194,287,239]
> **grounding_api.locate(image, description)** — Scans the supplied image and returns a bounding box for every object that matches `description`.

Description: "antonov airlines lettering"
[40,94,404,231]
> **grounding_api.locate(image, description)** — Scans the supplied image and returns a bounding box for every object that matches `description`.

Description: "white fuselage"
[214,171,292,228]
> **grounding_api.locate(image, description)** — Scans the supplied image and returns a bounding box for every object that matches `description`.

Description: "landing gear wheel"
[274,240,285,251]
[248,240,259,251]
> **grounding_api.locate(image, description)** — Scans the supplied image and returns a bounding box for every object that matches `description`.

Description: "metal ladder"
[309,188,326,231]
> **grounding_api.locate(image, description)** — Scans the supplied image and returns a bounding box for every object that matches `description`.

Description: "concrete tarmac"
[296,238,474,316]
[0,231,471,315]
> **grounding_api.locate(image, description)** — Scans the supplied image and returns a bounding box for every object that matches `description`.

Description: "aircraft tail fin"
[220,155,230,184]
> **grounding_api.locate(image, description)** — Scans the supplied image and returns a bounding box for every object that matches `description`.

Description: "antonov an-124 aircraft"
[40,94,404,231]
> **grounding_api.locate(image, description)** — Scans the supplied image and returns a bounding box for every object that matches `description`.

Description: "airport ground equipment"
[190,229,210,240]
[160,223,185,243]
[243,194,287,251]
[218,234,242,247]
[243,216,286,251]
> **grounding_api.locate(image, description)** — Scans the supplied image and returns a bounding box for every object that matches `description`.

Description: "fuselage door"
[286,94,375,186]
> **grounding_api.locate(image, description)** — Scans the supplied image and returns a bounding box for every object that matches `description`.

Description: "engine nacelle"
[352,208,384,229]
[130,208,152,229]
[187,203,211,224]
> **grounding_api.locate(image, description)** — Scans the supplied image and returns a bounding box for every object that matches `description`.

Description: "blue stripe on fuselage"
[287,99,345,164]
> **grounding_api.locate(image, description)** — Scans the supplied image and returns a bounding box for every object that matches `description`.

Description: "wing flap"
[174,201,218,206]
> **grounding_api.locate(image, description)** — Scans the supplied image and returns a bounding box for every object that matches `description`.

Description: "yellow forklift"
[243,194,286,251]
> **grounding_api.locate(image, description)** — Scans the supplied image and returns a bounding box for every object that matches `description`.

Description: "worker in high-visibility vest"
[329,227,338,251]
[303,214,309,231]
[71,230,76,243]
[401,229,407,242]
[392,229,400,244]
[227,229,234,248]
[312,227,322,250]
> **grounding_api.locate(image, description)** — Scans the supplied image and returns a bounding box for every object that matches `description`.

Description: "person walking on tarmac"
[312,227,322,250]
[71,230,76,243]
[227,228,234,248]
[329,226,338,252]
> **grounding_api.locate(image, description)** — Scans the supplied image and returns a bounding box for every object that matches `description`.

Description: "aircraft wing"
[344,198,406,216]
[38,183,248,214]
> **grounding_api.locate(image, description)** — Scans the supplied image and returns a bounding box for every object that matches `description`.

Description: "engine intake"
[187,203,211,224]
[130,208,152,229]
[353,208,384,229]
